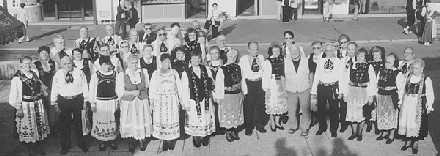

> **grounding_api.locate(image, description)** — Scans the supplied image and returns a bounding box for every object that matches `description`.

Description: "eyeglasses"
[158,33,167,36]
[312,47,321,50]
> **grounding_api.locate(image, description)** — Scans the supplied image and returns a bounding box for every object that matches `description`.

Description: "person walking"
[404,0,417,34]
[17,3,30,43]
[281,0,292,22]
[421,3,438,46]
[323,0,333,22]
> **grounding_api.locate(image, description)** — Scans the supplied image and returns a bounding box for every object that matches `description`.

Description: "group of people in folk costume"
[9,22,434,155]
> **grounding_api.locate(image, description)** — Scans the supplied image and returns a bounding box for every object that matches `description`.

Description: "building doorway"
[186,0,208,19]
[46,0,93,20]
[237,0,258,16]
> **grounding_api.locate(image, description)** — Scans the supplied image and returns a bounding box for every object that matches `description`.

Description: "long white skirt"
[120,98,152,140]
[16,100,50,143]
[152,93,180,140]
[91,99,118,141]
[346,86,368,122]
[399,95,423,137]
[185,99,215,136]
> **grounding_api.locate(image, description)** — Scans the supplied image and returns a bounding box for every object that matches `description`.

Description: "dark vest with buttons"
[96,71,117,100]
[350,62,370,84]
[377,69,399,95]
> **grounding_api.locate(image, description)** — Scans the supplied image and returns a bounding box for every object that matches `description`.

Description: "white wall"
[332,0,349,15]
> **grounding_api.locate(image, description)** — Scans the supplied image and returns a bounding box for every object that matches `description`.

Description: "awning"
[0,6,24,46]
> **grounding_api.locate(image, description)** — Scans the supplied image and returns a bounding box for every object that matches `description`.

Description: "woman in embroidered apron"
[214,49,244,142]
[344,49,376,141]
[398,58,435,154]
[366,46,386,134]
[170,47,189,137]
[375,54,403,144]
[184,51,216,148]
[116,54,152,153]
[34,46,58,134]
[89,56,119,151]
[9,56,49,155]
[263,43,287,132]
[150,54,188,151]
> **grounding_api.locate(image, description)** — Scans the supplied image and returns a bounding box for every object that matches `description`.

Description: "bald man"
[51,56,89,154]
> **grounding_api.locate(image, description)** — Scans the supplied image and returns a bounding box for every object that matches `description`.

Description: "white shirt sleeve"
[366,64,377,97]
[239,56,248,95]
[149,71,158,101]
[80,70,89,101]
[396,72,405,103]
[9,77,22,109]
[50,71,60,103]
[89,72,98,105]
[180,71,190,108]
[425,77,435,111]
[311,60,322,94]
[262,60,272,91]
[116,72,125,99]
[214,68,225,100]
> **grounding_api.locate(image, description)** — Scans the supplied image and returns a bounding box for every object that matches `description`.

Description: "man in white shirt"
[51,56,89,155]
[285,45,313,136]
[339,42,357,133]
[311,43,345,137]
[215,35,231,63]
[399,47,415,76]
[239,42,267,135]
[102,25,123,51]
[50,35,68,68]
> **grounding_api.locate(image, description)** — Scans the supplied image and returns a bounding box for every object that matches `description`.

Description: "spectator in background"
[209,3,221,39]
[17,3,30,43]
[276,0,282,20]
[323,0,333,22]
[116,0,130,38]
[281,0,292,22]
[128,1,139,29]
[291,0,300,21]
[421,3,437,46]
[138,23,157,44]
[404,0,417,34]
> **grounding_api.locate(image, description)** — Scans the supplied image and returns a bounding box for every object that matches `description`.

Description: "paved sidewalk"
[0,17,420,51]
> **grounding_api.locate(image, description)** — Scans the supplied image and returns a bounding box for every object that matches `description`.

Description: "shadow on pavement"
[221,24,237,36]
[275,138,297,156]
[30,27,71,42]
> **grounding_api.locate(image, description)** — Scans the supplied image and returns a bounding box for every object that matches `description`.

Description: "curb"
[0,38,419,51]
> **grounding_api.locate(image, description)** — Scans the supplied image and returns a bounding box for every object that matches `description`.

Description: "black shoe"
[256,127,267,133]
[339,125,347,133]
[366,124,372,132]
[193,137,202,148]
[140,140,147,151]
[374,128,380,135]
[401,145,410,151]
[412,145,418,154]
[226,131,233,142]
[356,135,363,141]
[110,142,118,150]
[348,134,356,140]
[231,131,240,140]
[128,141,135,153]
[316,131,324,135]
[270,124,276,132]
[276,125,285,131]
[385,138,394,144]
[162,141,169,152]
[169,140,176,150]
[245,129,253,136]
[288,128,298,134]
[99,143,106,151]
[376,135,384,141]
[202,136,210,146]
[331,132,337,137]
[60,149,69,155]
